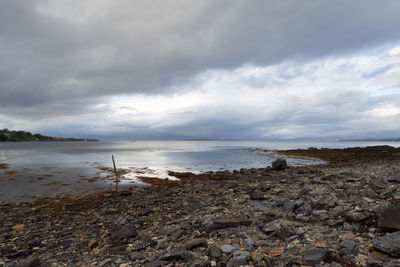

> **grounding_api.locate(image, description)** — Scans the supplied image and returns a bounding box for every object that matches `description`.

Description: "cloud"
[1,1,400,139]
[1,0,400,106]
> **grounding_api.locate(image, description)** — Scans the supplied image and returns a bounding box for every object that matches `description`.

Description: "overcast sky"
[1,0,400,140]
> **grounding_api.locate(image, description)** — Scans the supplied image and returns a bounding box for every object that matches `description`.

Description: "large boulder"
[378,205,400,231]
[271,158,288,170]
[109,225,137,242]
[374,231,400,257]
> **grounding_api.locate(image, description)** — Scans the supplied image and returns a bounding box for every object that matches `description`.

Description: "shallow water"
[1,140,399,202]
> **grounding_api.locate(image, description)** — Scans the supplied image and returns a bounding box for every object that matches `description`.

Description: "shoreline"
[2,145,400,266]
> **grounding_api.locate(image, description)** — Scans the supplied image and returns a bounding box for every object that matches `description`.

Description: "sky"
[1,0,400,140]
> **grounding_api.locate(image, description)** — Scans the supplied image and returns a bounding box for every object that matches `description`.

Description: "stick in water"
[112,155,119,192]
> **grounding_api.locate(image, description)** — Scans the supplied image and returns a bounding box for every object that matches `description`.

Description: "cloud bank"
[1,0,400,139]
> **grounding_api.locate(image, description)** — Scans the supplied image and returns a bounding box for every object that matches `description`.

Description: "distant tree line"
[0,129,54,141]
[0,129,97,142]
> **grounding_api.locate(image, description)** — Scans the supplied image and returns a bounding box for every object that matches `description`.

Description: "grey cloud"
[1,0,400,110]
[363,64,396,78]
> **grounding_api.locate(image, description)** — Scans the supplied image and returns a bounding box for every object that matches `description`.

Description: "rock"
[212,216,253,229]
[160,249,195,261]
[118,190,132,196]
[345,210,369,222]
[227,251,250,267]
[244,238,255,250]
[88,239,98,249]
[378,205,400,231]
[12,224,25,231]
[131,252,147,261]
[220,244,237,254]
[249,191,267,200]
[271,158,287,170]
[209,246,222,258]
[15,255,42,267]
[302,248,327,266]
[267,246,285,257]
[145,260,170,267]
[109,245,126,255]
[295,202,312,216]
[99,259,112,267]
[109,225,137,242]
[58,240,73,248]
[186,238,207,250]
[312,210,329,220]
[340,240,357,255]
[373,231,400,257]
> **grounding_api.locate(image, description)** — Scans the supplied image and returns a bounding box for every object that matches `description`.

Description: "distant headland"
[0,129,98,142]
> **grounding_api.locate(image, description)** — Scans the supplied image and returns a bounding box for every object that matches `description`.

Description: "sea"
[1,140,400,203]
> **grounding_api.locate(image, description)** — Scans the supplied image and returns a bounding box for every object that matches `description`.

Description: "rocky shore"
[1,145,400,266]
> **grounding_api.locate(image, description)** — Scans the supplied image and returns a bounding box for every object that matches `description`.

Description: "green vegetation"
[0,129,97,142]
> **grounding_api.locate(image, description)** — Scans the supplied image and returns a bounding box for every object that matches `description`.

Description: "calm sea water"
[1,140,399,202]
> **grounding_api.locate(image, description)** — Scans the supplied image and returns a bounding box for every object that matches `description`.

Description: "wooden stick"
[112,155,119,192]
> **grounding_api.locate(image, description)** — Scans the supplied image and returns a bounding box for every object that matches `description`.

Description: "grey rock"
[220,244,237,254]
[186,238,207,250]
[145,260,169,267]
[244,238,255,250]
[88,239,98,249]
[340,240,357,255]
[212,216,253,229]
[227,251,250,267]
[374,231,400,257]
[15,256,42,267]
[262,219,282,233]
[161,249,195,261]
[118,189,132,196]
[271,158,287,170]
[312,210,329,220]
[250,191,267,200]
[99,259,112,267]
[345,210,369,222]
[295,202,312,216]
[109,225,136,242]
[209,245,222,258]
[378,205,400,231]
[131,252,147,261]
[302,248,327,266]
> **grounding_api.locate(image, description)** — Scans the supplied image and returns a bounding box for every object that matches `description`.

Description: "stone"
[131,252,147,261]
[268,246,285,257]
[88,239,98,249]
[227,251,250,267]
[12,224,25,231]
[209,245,222,258]
[109,225,137,242]
[99,259,112,267]
[340,240,357,255]
[271,158,288,170]
[250,191,267,200]
[15,255,42,267]
[145,260,170,267]
[302,248,327,266]
[244,238,255,250]
[373,231,400,257]
[119,190,132,196]
[161,249,195,261]
[378,205,400,231]
[312,210,329,220]
[212,216,253,229]
[220,244,237,254]
[186,238,207,250]
[345,210,369,222]
[109,245,126,255]
[295,202,312,216]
